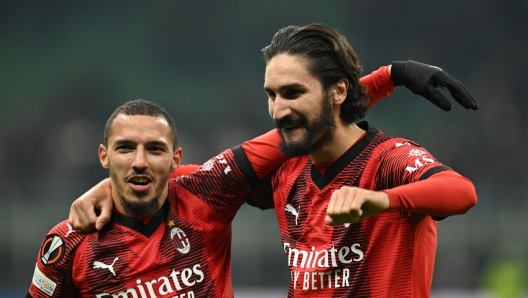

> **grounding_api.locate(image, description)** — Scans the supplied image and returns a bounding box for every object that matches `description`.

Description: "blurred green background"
[1,1,527,296]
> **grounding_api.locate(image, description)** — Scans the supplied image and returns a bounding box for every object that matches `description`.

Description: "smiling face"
[264,54,337,157]
[99,114,181,217]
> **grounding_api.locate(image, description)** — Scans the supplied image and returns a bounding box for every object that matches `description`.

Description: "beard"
[275,94,336,157]
[109,166,169,217]
[120,195,160,217]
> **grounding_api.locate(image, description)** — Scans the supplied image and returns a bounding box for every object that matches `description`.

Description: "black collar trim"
[311,121,377,189]
[111,199,168,238]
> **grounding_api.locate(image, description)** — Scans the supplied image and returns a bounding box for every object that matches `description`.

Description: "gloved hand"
[391,60,478,111]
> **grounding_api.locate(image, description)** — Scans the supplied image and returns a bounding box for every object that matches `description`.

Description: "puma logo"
[285,204,300,225]
[93,257,119,276]
[65,223,80,237]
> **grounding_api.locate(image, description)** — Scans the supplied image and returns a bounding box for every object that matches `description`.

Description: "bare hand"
[68,178,114,232]
[325,186,390,226]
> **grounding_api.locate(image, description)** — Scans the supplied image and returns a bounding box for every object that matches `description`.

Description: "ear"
[332,78,349,105]
[170,147,183,172]
[98,144,109,169]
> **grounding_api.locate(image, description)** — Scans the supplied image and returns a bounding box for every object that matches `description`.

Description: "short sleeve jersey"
[247,121,450,297]
[28,147,261,298]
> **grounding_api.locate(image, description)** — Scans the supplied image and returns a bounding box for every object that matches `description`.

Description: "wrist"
[390,61,407,86]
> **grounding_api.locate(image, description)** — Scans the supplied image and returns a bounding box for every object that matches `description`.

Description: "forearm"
[360,65,395,108]
[383,170,477,216]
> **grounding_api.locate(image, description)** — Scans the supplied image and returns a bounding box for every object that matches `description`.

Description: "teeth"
[283,124,297,129]
[130,177,150,184]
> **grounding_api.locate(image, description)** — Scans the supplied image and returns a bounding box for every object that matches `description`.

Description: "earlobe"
[171,148,183,172]
[98,144,109,169]
[333,78,349,104]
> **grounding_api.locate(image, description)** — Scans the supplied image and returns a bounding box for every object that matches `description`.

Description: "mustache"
[274,114,307,129]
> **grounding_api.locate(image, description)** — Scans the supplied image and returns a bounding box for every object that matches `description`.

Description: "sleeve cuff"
[391,61,407,86]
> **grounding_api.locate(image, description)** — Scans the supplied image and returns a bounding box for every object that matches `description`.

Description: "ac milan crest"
[170,227,190,254]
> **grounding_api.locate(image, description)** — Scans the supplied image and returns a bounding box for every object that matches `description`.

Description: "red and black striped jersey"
[246,121,460,297]
[28,145,275,298]
[28,66,410,297]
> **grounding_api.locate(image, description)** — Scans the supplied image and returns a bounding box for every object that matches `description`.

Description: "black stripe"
[311,121,377,189]
[111,199,168,237]
[418,166,452,221]
[231,145,260,188]
[418,166,451,181]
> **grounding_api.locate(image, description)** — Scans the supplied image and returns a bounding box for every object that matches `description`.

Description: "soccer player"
[28,99,289,297]
[27,70,402,297]
[63,25,478,298]
[243,24,477,296]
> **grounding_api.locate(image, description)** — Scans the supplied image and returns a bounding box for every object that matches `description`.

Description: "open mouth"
[127,176,152,191]
[129,177,151,185]
[282,123,300,130]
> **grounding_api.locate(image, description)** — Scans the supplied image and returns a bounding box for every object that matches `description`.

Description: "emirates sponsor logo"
[95,264,204,298]
[284,244,364,291]
[284,244,363,269]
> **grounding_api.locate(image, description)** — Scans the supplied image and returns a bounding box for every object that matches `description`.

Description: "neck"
[309,122,365,164]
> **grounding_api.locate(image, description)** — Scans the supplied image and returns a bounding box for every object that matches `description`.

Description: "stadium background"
[1,1,527,297]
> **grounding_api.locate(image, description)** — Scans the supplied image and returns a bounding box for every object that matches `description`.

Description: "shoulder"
[38,220,88,265]
[30,220,88,297]
[377,137,422,154]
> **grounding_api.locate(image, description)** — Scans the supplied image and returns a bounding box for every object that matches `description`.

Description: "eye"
[266,91,276,101]
[116,145,132,151]
[283,89,302,99]
[148,146,167,154]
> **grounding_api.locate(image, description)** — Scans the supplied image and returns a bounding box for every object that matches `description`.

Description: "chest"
[71,207,226,297]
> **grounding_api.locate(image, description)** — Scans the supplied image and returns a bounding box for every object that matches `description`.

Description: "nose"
[131,146,148,171]
[269,96,292,121]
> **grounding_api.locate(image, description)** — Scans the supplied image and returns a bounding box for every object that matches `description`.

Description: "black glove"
[391,60,478,111]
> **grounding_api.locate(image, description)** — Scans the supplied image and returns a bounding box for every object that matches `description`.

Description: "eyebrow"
[264,83,306,93]
[113,139,169,148]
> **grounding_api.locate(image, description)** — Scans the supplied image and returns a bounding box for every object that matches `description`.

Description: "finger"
[434,71,478,110]
[96,199,113,231]
[327,187,350,217]
[347,191,364,222]
[78,201,98,232]
[69,200,85,229]
[325,215,338,226]
[422,84,452,111]
[326,216,344,226]
[445,84,478,110]
[327,187,352,225]
[70,199,97,232]
[326,189,341,216]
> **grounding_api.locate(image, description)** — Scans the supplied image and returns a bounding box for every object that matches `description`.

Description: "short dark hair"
[104,99,177,149]
[262,24,368,124]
